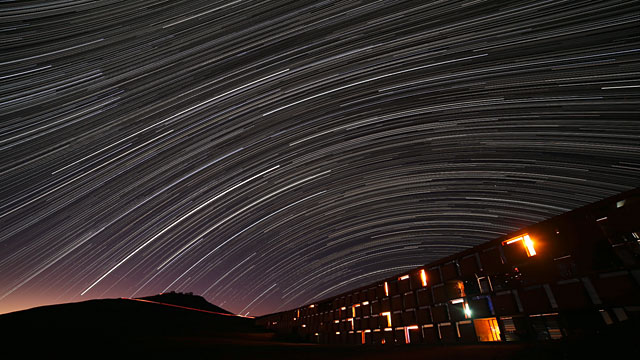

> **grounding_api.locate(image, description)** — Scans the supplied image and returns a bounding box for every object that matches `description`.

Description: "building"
[257,188,640,345]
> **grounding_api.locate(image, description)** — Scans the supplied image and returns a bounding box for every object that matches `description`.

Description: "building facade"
[257,188,640,345]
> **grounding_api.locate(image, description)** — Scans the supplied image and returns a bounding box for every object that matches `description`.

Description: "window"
[530,313,563,340]
[478,276,492,293]
[502,234,536,257]
[473,317,502,342]
[381,312,392,327]
[420,269,428,287]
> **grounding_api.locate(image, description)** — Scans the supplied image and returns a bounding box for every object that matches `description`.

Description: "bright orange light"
[523,234,536,257]
[361,331,366,344]
[381,312,392,327]
[474,318,501,342]
[420,269,427,287]
[457,281,466,297]
[348,318,354,330]
[399,274,409,280]
[352,306,356,318]
[502,233,537,257]
[503,236,522,245]
[384,281,389,296]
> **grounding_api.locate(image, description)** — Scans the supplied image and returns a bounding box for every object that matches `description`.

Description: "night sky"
[1,1,639,316]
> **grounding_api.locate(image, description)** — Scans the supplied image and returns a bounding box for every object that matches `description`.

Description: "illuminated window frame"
[381,311,392,327]
[420,269,428,287]
[404,325,419,344]
[502,233,536,257]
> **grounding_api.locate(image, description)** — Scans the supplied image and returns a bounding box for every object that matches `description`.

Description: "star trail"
[1,0,639,316]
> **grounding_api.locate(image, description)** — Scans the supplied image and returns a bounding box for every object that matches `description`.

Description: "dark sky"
[1,0,639,316]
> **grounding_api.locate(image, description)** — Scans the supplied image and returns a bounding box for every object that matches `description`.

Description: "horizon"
[2,1,639,318]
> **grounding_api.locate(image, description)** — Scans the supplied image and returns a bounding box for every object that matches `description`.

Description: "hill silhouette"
[0,292,274,357]
[3,292,633,359]
[136,291,234,314]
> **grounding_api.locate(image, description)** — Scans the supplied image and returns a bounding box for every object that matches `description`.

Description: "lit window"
[381,311,392,327]
[384,282,389,296]
[502,233,537,257]
[404,325,418,344]
[473,318,501,342]
[523,235,536,257]
[420,269,428,287]
[457,280,466,297]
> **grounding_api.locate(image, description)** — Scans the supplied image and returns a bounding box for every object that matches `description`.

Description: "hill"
[0,293,271,356]
[136,291,234,314]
